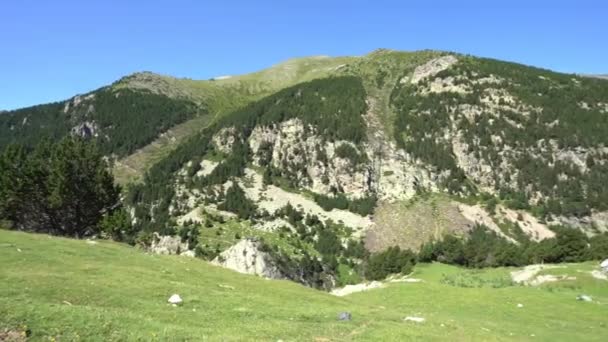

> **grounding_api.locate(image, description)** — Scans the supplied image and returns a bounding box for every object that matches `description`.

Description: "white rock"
[331,281,384,296]
[180,250,196,258]
[409,55,458,84]
[600,259,608,270]
[577,294,592,302]
[591,270,607,280]
[212,239,284,279]
[150,233,189,255]
[168,294,183,305]
[404,316,426,323]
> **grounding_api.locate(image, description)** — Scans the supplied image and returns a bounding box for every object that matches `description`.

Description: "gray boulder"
[338,312,352,321]
[150,232,189,255]
[212,239,284,279]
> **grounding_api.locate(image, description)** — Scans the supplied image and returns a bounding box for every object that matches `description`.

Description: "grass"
[2,229,608,341]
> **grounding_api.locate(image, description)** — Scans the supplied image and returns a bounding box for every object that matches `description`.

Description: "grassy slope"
[2,230,607,341]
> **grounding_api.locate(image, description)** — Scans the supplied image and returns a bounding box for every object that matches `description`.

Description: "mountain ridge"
[3,49,608,288]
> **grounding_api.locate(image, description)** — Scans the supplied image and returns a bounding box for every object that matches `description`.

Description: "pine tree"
[0,137,120,237]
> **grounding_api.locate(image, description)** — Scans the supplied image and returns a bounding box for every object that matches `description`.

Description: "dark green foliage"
[0,137,120,237]
[313,193,377,216]
[199,142,249,186]
[217,76,367,143]
[421,224,608,268]
[344,239,369,259]
[589,233,608,260]
[535,225,589,263]
[276,203,304,226]
[315,228,341,256]
[217,183,257,219]
[99,208,135,244]
[365,246,417,280]
[125,132,211,233]
[0,88,199,157]
[334,144,366,165]
[178,225,200,249]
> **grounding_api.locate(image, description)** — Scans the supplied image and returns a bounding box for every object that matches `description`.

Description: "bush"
[313,193,377,216]
[365,246,417,280]
[99,209,135,244]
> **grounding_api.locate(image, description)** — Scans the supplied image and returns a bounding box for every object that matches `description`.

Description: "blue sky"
[1,0,606,110]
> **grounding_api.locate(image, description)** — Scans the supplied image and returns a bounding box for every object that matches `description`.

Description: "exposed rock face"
[550,211,608,234]
[212,127,238,154]
[451,132,495,193]
[363,98,443,201]
[247,119,372,199]
[71,121,99,138]
[212,239,284,279]
[408,55,458,84]
[149,233,190,256]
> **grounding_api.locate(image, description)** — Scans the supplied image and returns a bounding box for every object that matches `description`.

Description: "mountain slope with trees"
[2,49,608,289]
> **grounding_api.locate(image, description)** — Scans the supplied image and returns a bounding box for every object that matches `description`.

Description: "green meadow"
[1,229,607,341]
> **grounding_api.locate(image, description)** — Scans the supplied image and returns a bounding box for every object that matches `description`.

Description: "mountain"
[3,49,608,288]
[583,74,608,80]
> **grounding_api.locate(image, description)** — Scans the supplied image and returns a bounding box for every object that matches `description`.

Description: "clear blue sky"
[1,0,606,110]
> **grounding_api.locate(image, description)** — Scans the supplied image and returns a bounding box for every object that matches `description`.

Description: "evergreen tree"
[0,137,120,237]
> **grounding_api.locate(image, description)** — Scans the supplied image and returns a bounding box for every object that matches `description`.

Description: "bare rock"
[168,294,182,305]
[212,239,284,279]
[150,232,189,255]
[409,55,458,84]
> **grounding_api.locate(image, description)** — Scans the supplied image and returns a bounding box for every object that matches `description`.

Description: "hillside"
[3,49,608,292]
[117,51,608,268]
[1,229,608,341]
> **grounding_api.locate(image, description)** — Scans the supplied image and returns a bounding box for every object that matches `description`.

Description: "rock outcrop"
[149,233,191,256]
[247,119,372,199]
[212,239,284,279]
[408,55,458,84]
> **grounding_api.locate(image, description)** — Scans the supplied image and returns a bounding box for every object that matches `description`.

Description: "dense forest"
[0,88,200,157]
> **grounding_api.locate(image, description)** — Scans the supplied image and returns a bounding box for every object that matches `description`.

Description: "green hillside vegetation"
[0,88,200,158]
[0,137,122,237]
[2,230,607,341]
[126,76,368,235]
[419,224,608,268]
[110,56,358,183]
[390,56,608,215]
